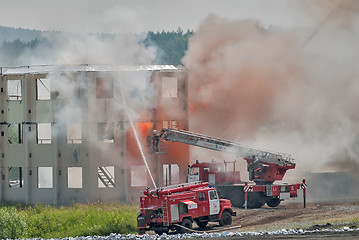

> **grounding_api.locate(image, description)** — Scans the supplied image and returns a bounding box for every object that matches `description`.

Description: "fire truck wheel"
[266,197,281,207]
[196,220,209,228]
[219,211,232,226]
[178,218,193,233]
[247,192,266,208]
[229,188,244,208]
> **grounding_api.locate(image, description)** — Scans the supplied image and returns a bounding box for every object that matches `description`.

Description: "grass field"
[0,202,138,239]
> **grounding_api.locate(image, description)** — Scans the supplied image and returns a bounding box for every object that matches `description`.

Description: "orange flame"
[136,121,153,137]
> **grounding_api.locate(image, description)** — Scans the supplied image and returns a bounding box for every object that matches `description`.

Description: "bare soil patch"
[226,201,359,232]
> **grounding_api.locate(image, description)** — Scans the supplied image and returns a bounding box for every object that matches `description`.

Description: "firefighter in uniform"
[248,156,262,180]
[152,130,160,152]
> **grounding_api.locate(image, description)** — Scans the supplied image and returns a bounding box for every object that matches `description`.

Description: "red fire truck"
[137,182,236,234]
[150,128,307,209]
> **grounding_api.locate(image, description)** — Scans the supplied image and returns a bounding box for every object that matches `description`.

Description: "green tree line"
[144,29,193,65]
[0,30,193,66]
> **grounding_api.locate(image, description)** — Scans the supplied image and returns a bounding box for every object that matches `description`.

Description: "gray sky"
[0,0,314,33]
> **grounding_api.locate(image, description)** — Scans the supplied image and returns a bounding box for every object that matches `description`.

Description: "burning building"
[0,64,189,205]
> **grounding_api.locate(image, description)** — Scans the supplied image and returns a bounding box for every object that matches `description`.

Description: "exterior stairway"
[98,167,115,187]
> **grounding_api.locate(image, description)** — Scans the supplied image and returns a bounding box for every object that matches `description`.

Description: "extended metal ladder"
[161,128,295,167]
[162,198,169,226]
[156,181,203,192]
[98,167,115,187]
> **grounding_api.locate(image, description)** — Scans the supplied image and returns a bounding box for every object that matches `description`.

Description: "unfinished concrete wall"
[0,65,189,205]
[126,70,190,201]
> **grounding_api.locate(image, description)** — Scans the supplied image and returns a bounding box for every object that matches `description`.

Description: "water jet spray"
[119,85,157,189]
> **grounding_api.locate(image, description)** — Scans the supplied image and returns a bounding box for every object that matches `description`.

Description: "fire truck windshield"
[189,167,199,175]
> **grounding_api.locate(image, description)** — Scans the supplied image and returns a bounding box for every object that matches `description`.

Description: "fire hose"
[173,223,241,233]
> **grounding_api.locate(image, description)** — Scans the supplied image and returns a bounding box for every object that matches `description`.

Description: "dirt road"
[230,201,359,232]
[149,201,359,238]
[196,201,359,239]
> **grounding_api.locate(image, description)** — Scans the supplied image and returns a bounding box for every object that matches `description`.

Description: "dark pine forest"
[0,26,193,66]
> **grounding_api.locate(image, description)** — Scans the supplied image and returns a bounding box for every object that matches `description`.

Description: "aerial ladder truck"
[150,128,306,208]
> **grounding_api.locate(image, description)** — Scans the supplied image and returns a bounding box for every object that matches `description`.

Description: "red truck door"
[197,191,209,216]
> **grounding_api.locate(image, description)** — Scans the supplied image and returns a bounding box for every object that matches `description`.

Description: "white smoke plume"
[22,3,158,123]
[183,0,359,187]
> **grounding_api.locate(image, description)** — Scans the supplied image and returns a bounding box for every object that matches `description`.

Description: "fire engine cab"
[137,182,236,235]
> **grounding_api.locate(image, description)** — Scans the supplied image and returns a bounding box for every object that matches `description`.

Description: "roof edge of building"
[1,64,187,75]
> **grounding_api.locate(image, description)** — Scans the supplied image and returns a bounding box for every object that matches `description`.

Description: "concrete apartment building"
[0,65,189,205]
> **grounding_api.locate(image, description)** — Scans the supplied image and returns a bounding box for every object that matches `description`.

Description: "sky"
[0,0,319,33]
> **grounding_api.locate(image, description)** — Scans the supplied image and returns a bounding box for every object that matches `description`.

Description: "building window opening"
[96,78,114,98]
[97,122,114,143]
[8,123,22,144]
[68,167,83,188]
[162,77,178,98]
[7,79,22,100]
[36,78,51,100]
[163,164,179,186]
[67,123,82,144]
[162,120,178,129]
[131,165,147,187]
[37,167,53,188]
[171,164,179,184]
[37,123,51,144]
[98,166,115,188]
[8,167,23,188]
